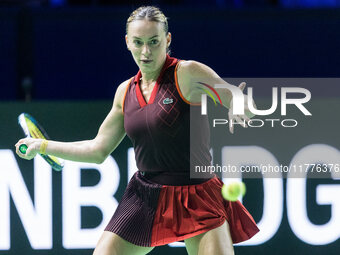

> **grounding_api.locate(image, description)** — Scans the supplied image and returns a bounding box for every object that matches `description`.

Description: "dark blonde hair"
[126,6,169,35]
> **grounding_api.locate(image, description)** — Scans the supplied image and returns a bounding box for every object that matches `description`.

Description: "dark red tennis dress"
[104,55,259,247]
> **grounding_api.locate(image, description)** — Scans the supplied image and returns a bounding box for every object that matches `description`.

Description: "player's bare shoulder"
[176,60,208,87]
[176,60,206,103]
[113,78,133,110]
[176,60,193,97]
[177,60,203,77]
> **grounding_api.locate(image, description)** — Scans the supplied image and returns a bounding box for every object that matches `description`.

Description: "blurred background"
[1,0,340,101]
[1,1,340,255]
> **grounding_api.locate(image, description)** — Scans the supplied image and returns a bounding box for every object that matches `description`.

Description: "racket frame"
[18,113,64,171]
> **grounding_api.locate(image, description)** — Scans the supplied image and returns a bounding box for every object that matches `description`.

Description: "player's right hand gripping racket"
[18,113,64,171]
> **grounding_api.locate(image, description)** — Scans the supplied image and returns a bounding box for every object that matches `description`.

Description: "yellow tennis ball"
[221,182,246,201]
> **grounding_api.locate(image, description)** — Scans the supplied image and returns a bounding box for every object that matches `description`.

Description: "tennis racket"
[18,113,64,171]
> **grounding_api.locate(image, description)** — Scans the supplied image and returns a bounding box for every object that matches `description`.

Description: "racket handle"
[19,144,28,154]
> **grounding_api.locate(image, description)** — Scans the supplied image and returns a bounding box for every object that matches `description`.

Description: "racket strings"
[26,118,47,139]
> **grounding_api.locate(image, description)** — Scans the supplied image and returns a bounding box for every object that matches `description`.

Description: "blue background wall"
[1,6,340,100]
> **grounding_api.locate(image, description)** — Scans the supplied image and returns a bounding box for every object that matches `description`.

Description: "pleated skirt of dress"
[104,171,259,247]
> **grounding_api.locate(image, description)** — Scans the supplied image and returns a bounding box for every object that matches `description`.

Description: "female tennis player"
[15,6,259,255]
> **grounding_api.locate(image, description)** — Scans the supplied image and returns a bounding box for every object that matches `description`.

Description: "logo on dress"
[163,98,174,105]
